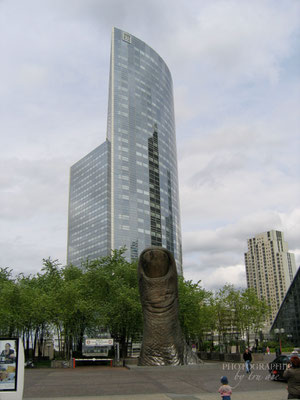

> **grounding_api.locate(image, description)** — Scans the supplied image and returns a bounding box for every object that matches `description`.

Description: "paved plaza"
[23,359,288,400]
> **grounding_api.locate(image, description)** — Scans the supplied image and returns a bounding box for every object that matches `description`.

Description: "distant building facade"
[67,141,111,267]
[271,267,300,347]
[244,230,296,327]
[67,28,182,273]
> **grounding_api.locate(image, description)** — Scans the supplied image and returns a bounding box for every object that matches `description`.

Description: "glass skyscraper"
[271,267,300,347]
[68,27,182,273]
[67,141,111,267]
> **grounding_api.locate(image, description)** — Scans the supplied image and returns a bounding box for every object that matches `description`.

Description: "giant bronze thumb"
[138,247,198,366]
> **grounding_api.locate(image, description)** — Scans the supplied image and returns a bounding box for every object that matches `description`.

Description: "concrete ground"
[23,359,288,400]
[22,393,288,400]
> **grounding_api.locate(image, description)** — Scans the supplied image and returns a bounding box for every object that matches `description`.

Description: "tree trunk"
[77,327,85,354]
[26,329,30,360]
[39,324,45,357]
[33,327,39,358]
[121,329,127,359]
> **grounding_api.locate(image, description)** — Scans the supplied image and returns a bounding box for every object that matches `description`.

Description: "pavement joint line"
[165,395,200,400]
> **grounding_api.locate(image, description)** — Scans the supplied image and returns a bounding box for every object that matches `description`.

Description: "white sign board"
[0,338,24,400]
[85,338,114,347]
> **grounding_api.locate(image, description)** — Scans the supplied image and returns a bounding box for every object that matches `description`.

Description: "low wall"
[124,357,139,366]
[224,353,242,362]
[199,351,208,360]
[198,352,263,362]
[51,360,70,368]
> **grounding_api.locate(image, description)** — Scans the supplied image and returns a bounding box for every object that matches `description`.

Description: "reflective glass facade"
[67,141,111,266]
[68,28,182,273]
[271,268,300,347]
[107,28,182,272]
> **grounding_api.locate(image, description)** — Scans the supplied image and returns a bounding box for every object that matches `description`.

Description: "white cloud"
[181,209,300,288]
[201,264,247,290]
[167,0,299,84]
[0,158,69,218]
[178,114,300,234]
[279,209,300,249]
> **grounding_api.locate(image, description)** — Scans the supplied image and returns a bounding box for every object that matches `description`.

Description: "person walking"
[243,348,252,373]
[283,356,300,399]
[218,376,232,400]
[266,346,270,355]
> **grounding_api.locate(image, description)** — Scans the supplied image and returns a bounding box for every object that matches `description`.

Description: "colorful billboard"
[0,338,19,391]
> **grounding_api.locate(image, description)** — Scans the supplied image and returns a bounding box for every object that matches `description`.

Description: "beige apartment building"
[245,230,296,328]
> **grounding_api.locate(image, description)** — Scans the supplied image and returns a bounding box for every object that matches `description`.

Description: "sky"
[0,0,299,290]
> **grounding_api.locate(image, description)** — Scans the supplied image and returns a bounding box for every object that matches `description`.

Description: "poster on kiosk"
[0,338,24,400]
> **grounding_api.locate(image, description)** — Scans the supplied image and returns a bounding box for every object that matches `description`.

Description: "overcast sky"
[1,0,299,290]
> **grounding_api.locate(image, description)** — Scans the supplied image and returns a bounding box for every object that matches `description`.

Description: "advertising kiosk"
[0,338,24,400]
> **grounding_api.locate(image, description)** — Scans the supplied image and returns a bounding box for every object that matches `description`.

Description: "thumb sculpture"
[138,247,199,366]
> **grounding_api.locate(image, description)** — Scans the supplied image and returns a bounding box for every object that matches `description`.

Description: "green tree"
[240,288,270,346]
[1,255,270,361]
[178,278,213,345]
[36,258,65,357]
[0,268,22,336]
[82,249,143,358]
[212,284,269,353]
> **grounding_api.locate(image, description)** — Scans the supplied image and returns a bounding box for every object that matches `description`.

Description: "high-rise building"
[244,230,296,327]
[67,141,111,267]
[67,27,182,273]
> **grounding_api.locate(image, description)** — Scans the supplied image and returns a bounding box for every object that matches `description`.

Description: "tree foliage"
[210,284,270,352]
[178,278,214,342]
[0,255,269,359]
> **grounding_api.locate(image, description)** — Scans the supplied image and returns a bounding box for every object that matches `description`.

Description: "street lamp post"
[274,328,285,354]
